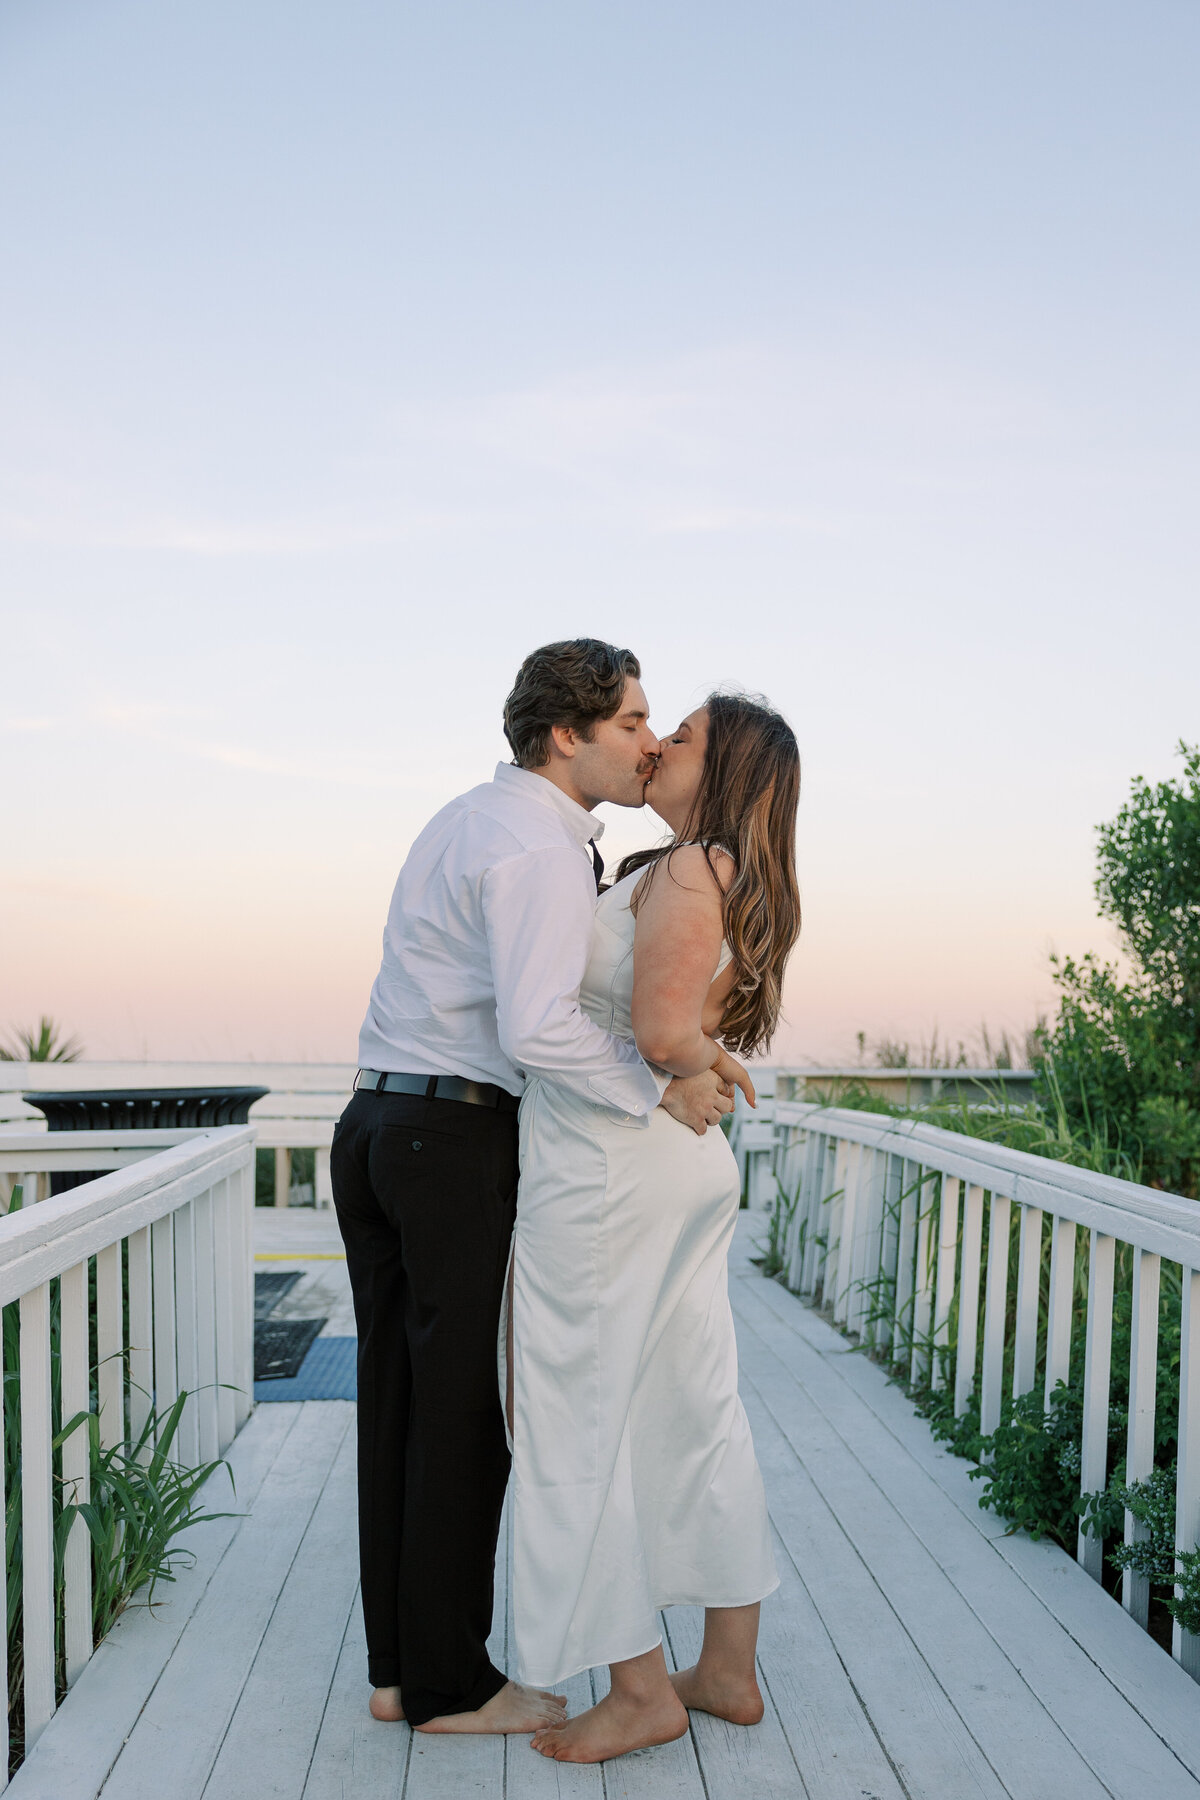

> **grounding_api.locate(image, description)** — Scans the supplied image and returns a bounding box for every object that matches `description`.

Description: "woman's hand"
[710,1045,755,1109]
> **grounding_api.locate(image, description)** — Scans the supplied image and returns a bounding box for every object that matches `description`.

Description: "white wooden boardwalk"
[13,1220,1200,1800]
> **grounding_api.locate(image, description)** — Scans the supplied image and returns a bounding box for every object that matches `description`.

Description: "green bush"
[1034,742,1200,1197]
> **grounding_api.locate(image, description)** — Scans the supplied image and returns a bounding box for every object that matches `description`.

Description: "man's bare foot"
[369,1685,405,1722]
[530,1687,687,1763]
[670,1663,764,1726]
[416,1680,567,1735]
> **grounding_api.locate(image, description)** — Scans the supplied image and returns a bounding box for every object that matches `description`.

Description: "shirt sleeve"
[481,844,667,1123]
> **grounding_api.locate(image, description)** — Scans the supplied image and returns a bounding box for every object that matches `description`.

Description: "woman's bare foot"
[416,1680,567,1735]
[369,1685,405,1722]
[670,1663,764,1725]
[530,1687,687,1763]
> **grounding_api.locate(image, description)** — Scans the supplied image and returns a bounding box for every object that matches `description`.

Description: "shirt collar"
[493,762,605,848]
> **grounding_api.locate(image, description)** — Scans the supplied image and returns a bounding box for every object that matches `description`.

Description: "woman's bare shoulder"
[659,841,736,895]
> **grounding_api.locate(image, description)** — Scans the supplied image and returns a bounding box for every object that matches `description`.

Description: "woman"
[507,691,801,1765]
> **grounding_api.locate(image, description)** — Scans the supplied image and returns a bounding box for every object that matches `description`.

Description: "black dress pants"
[330,1087,519,1726]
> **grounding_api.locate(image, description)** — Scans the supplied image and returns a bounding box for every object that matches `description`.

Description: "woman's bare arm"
[630,845,755,1105]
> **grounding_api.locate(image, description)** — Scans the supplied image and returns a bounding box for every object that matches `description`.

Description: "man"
[330,638,734,1736]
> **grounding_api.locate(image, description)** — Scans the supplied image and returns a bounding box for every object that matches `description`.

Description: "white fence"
[740,1100,1200,1682]
[0,1065,353,1209]
[0,1126,255,1778]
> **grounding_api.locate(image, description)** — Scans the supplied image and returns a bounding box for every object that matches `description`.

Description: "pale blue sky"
[2,2,1198,1061]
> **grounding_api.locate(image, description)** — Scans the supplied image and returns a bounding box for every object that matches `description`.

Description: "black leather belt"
[354,1069,519,1114]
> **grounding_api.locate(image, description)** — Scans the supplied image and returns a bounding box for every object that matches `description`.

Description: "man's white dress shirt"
[357,763,664,1123]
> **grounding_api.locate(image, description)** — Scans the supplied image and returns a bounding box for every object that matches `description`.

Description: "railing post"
[96,1240,125,1449]
[235,1153,255,1428]
[274,1146,290,1209]
[1,1307,8,1786]
[213,1175,238,1451]
[911,1168,935,1387]
[892,1158,919,1367]
[174,1200,201,1466]
[194,1187,220,1465]
[20,1281,56,1747]
[1044,1215,1077,1409]
[315,1145,334,1209]
[800,1133,829,1297]
[979,1193,1012,1436]
[60,1259,93,1686]
[128,1225,153,1456]
[954,1183,985,1418]
[1013,1205,1043,1399]
[1123,1247,1161,1624]
[1078,1231,1115,1579]
[832,1141,863,1326]
[1174,1267,1200,1678]
[151,1210,179,1441]
[931,1175,960,1393]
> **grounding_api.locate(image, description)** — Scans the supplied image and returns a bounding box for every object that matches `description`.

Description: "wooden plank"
[302,1602,408,1800]
[763,1271,1200,1768]
[20,1281,56,1748]
[737,1260,1200,1790]
[10,1406,302,1800]
[738,1375,1008,1799]
[737,1322,1110,1800]
[1078,1231,1115,1579]
[203,1419,362,1799]
[95,1402,354,1797]
[660,1605,807,1800]
[59,1260,93,1686]
[95,1240,124,1450]
[1124,1247,1161,1624]
[979,1194,1011,1437]
[725,1524,902,1800]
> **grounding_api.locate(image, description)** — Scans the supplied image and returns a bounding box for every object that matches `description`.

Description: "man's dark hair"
[503,639,641,769]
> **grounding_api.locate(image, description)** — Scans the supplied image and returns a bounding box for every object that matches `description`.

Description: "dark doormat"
[254,1270,302,1319]
[254,1336,357,1403]
[254,1316,326,1381]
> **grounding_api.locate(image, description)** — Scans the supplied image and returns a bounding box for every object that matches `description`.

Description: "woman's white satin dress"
[508,867,778,1687]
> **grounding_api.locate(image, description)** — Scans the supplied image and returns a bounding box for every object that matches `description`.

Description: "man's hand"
[659,1068,736,1136]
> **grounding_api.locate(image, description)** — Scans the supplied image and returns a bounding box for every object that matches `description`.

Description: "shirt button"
[412,1140,423,1151]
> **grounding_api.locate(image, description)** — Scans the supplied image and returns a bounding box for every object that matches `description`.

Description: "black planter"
[23,1087,269,1193]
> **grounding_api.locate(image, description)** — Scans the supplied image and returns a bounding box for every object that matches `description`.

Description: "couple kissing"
[330,636,800,1765]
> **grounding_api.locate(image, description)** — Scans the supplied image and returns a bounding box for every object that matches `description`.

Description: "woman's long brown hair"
[616,692,801,1056]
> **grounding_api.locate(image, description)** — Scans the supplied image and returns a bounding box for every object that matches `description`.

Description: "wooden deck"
[13,1219,1200,1800]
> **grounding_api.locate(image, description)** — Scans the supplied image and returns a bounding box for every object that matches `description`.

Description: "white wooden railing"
[736,1100,1200,1682]
[0,1126,255,1778]
[0,1064,352,1208]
